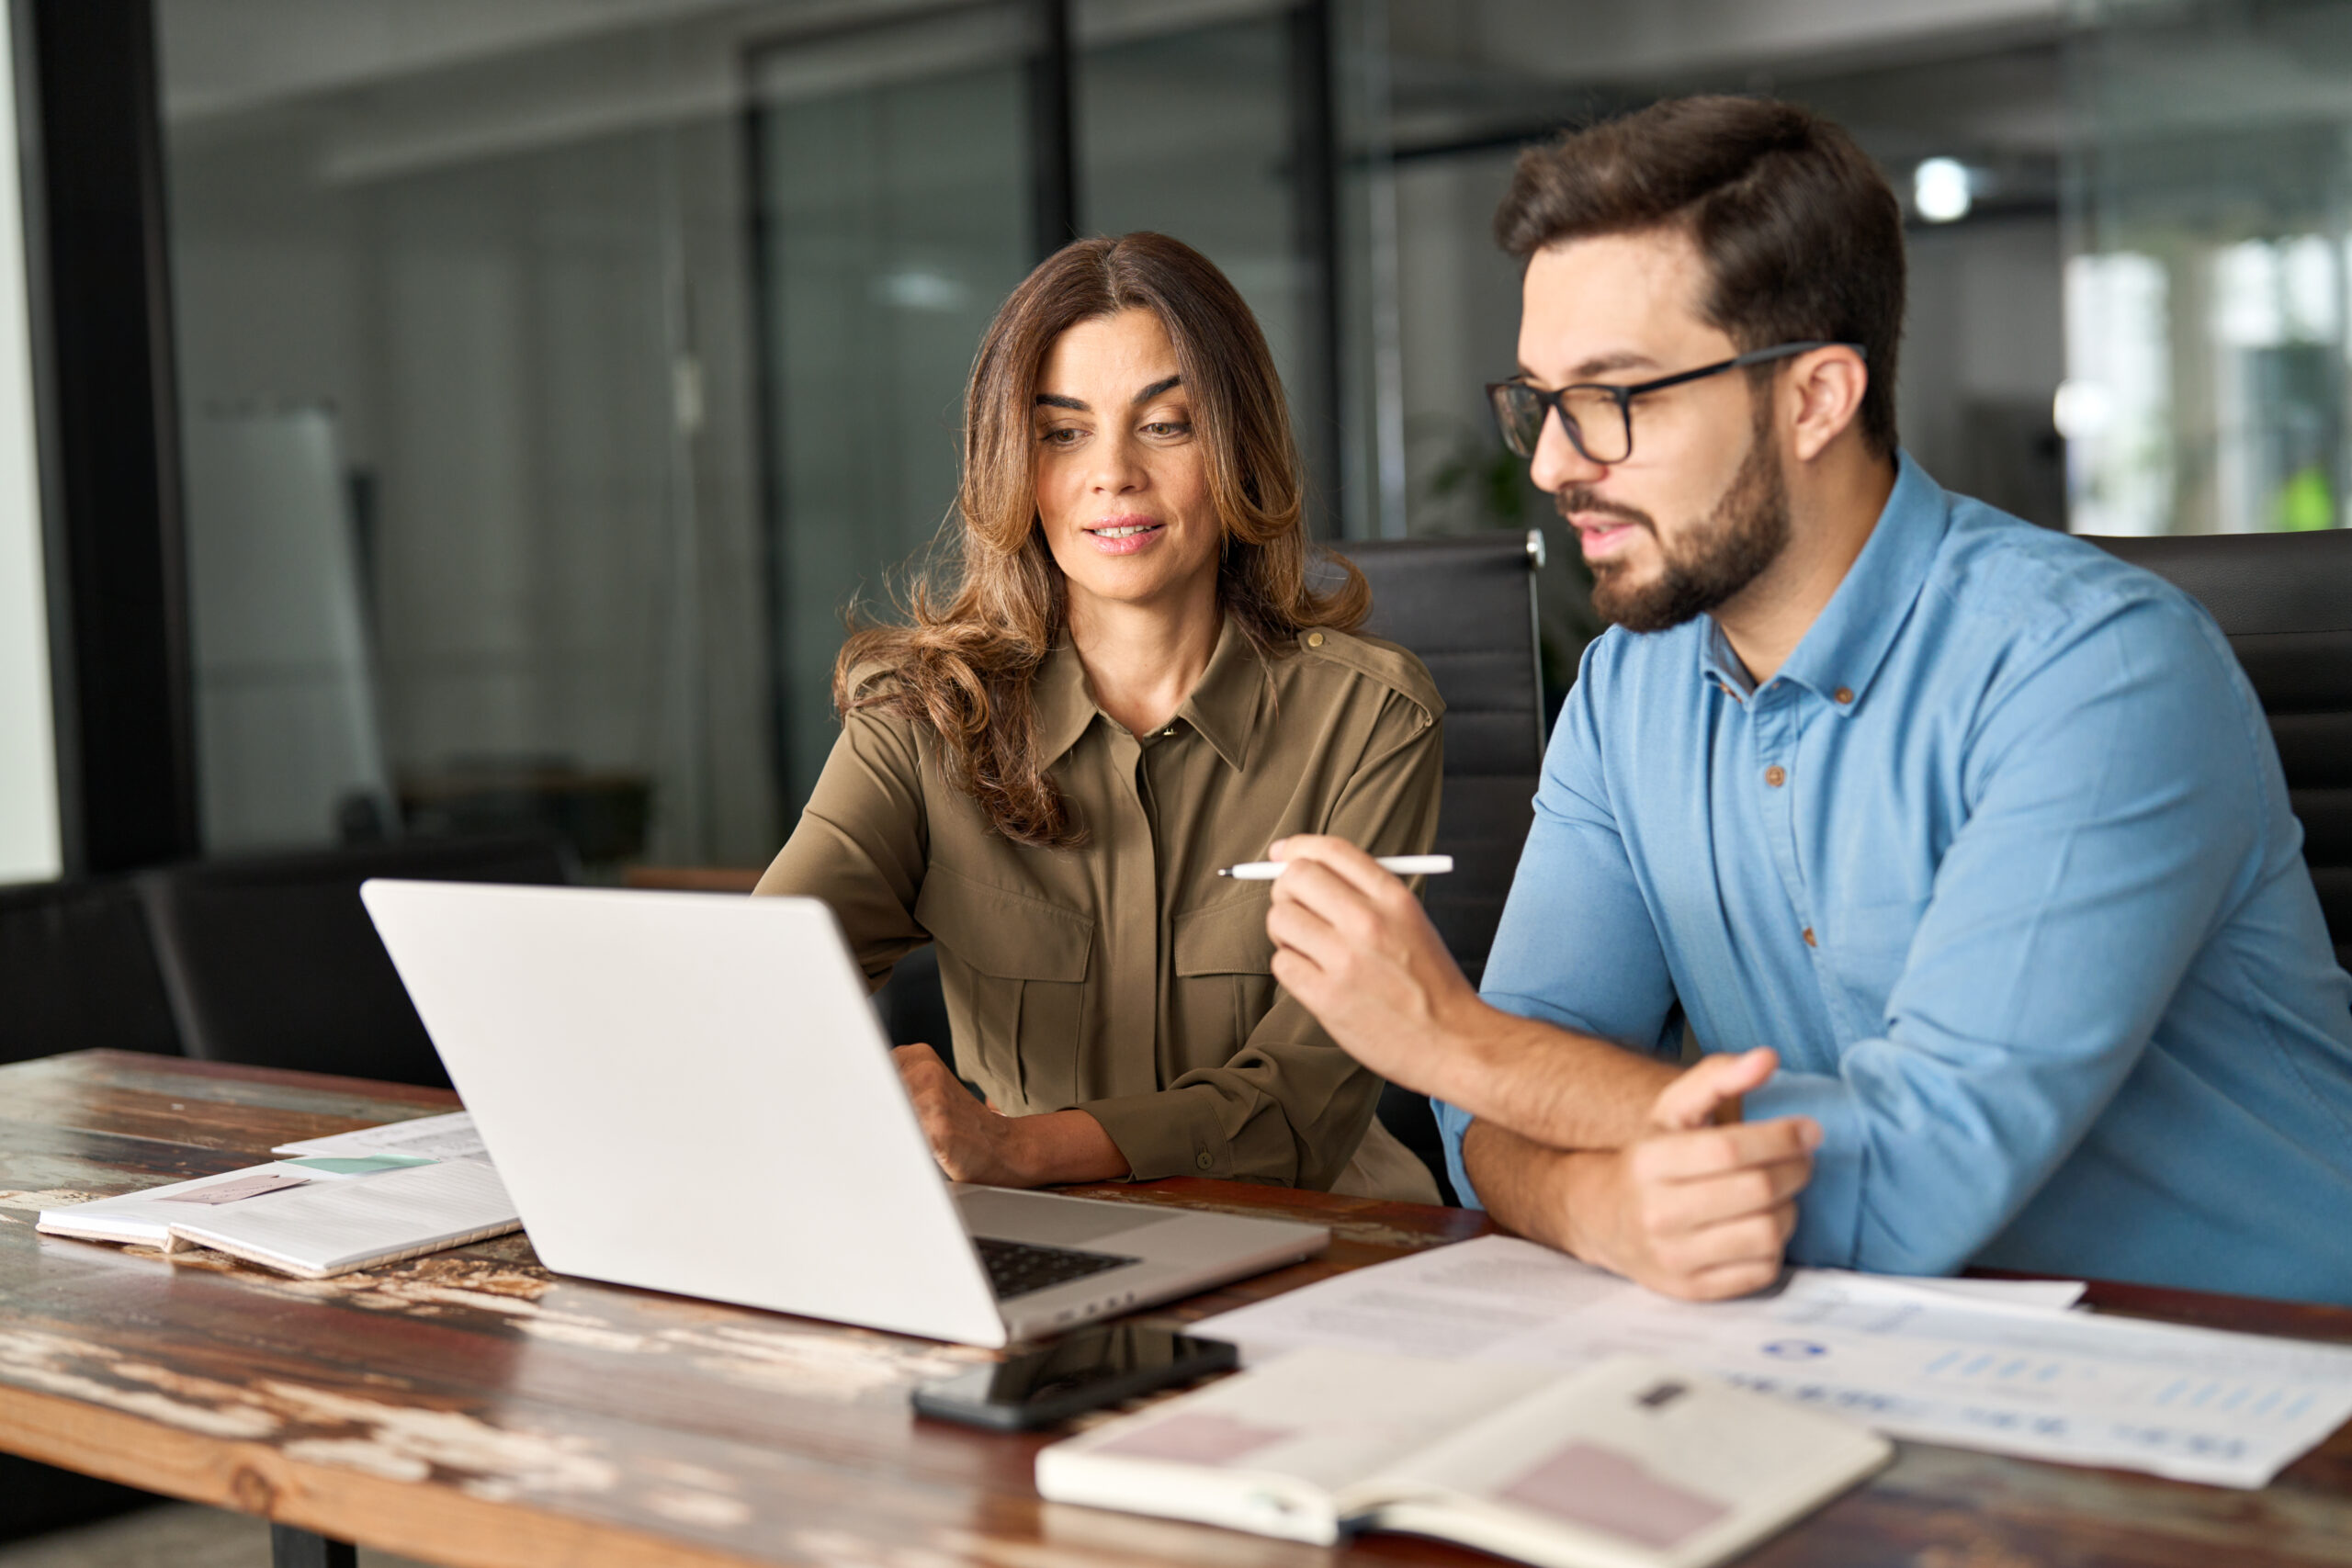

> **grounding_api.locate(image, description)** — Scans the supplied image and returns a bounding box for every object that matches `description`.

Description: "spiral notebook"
[1036,1348,1890,1568]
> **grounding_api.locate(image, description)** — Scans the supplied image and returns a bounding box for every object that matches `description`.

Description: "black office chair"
[1342,530,1550,1201]
[1347,531,1549,987]
[877,944,954,1057]
[2088,531,2352,974]
[135,833,575,1088]
[0,877,182,1065]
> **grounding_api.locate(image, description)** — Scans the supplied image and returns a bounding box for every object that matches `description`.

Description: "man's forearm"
[1462,1119,1594,1256]
[1432,1000,1679,1150]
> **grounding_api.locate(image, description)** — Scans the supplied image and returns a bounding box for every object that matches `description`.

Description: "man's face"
[1516,229,1789,633]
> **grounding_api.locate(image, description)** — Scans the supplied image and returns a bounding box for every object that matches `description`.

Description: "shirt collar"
[1171,615,1265,772]
[1702,449,1949,714]
[1035,639,1098,764]
[1033,613,1265,770]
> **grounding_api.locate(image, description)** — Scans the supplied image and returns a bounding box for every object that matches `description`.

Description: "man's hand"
[892,1044,1132,1187]
[1263,834,1681,1145]
[1473,1048,1818,1301]
[1262,835,1484,1097]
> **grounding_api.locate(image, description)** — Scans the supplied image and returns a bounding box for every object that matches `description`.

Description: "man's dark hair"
[1496,96,1905,456]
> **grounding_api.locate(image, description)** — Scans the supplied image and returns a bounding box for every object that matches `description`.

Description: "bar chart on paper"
[1191,1236,2352,1486]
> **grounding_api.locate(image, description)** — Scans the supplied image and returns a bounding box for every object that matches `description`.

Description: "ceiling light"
[1914,158,1973,224]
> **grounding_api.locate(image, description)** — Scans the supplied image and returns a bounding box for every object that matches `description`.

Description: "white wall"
[0,6,62,885]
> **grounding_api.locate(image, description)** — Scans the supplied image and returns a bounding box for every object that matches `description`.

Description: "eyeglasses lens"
[1489,385,1631,464]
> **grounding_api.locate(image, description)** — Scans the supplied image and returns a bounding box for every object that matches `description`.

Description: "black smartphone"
[910,1323,1237,1431]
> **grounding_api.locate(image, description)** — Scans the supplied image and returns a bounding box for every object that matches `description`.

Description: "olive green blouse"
[753,616,1444,1195]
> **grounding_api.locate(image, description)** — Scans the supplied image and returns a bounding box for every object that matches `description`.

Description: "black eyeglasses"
[1486,341,1864,464]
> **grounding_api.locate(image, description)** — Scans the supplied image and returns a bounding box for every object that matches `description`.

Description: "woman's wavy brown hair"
[834,231,1370,848]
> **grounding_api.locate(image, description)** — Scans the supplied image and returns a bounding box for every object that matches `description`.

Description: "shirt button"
[1834,686,1855,705]
[1764,765,1786,787]
[1195,1152,1214,1170]
[1803,926,1816,947]
[1306,631,1325,648]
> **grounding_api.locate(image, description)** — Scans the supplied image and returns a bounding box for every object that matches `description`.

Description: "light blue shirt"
[1437,455,2352,1304]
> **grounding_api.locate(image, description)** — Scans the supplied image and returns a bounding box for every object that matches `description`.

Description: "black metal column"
[12,0,198,874]
[1027,0,1077,262]
[1288,0,1343,538]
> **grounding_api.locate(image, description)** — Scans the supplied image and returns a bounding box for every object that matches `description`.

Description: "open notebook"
[1036,1348,1890,1568]
[38,1157,517,1279]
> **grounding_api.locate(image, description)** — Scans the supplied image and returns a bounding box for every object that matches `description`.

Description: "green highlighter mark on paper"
[285,1156,439,1176]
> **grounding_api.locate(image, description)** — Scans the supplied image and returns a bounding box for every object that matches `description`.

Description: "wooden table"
[3,1051,2349,1568]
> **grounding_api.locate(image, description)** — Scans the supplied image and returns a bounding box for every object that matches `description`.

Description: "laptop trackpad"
[956,1188,1180,1247]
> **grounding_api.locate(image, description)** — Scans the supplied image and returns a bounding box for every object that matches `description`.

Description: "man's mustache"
[1555,486,1655,531]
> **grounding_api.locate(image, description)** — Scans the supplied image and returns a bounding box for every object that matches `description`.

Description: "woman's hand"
[894,1044,1022,1183]
[892,1044,1131,1186]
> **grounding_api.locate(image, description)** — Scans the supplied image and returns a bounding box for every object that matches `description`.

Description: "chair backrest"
[135,833,574,1087]
[2087,531,2352,973]
[1342,530,1548,986]
[0,877,182,1065]
[1340,531,1546,1206]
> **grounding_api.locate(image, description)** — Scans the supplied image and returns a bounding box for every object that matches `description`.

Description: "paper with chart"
[1190,1235,2352,1487]
[272,1111,487,1162]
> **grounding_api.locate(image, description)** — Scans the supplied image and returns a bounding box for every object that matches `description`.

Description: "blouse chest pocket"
[913,871,1092,1110]
[1173,894,1276,1055]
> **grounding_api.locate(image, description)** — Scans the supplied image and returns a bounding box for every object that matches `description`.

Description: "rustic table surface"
[1,1050,2347,1568]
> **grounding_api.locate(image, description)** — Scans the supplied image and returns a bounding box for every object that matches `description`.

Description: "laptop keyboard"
[975,1235,1139,1301]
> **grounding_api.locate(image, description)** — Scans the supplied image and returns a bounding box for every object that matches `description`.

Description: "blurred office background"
[8,0,2352,885]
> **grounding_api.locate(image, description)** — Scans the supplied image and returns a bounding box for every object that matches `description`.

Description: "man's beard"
[1563,413,1791,635]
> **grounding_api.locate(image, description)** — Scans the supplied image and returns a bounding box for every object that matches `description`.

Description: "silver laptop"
[359,880,1329,1347]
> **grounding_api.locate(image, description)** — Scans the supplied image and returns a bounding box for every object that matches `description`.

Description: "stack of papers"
[271,1110,487,1162]
[38,1111,514,1279]
[1191,1235,2352,1488]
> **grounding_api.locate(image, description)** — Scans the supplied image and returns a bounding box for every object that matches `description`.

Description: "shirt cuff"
[1741,1069,1863,1268]
[1078,1089,1228,1182]
[1432,1099,1485,1209]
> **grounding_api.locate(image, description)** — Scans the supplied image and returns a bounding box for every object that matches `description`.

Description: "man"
[1265,96,2352,1306]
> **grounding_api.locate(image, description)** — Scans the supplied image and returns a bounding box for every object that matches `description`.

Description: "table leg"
[269,1523,356,1568]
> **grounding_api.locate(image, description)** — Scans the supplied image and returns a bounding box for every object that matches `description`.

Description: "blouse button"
[1765,765,1787,787]
[1834,686,1855,705]
[1803,926,1816,947]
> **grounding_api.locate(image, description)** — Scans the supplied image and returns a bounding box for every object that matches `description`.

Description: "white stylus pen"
[1216,854,1453,880]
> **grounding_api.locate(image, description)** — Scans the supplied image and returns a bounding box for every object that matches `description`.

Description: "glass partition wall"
[752,1,1337,803]
[154,0,2346,872]
[159,0,1337,863]
[160,8,778,866]
[2064,0,2352,536]
[750,9,1035,813]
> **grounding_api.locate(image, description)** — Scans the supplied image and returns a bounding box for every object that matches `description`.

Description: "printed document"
[272,1111,486,1162]
[1191,1236,2352,1487]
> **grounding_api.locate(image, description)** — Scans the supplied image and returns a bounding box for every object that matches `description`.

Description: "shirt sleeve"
[752,701,931,988]
[1435,640,1681,1206]
[1743,594,2267,1274]
[1080,691,1444,1188]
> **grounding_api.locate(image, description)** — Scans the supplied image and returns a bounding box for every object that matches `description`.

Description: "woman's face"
[1032,308,1221,620]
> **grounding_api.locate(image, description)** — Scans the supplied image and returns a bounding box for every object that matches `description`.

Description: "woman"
[754,232,1442,1201]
